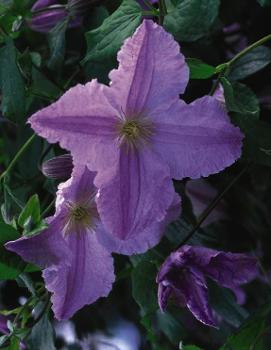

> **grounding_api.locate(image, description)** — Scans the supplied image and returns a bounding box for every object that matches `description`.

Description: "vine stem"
[229,33,271,66]
[177,163,252,248]
[0,134,36,182]
[158,0,167,26]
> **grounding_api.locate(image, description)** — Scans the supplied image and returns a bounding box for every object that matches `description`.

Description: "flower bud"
[42,154,73,180]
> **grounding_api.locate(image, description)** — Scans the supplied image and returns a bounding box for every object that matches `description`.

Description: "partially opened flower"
[29,0,89,33]
[157,245,259,327]
[29,20,243,247]
[6,163,179,319]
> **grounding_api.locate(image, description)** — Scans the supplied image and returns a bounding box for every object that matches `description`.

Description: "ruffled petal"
[204,251,259,290]
[44,232,115,320]
[96,147,175,244]
[29,80,119,173]
[5,217,70,268]
[97,193,181,255]
[108,20,189,115]
[152,96,243,179]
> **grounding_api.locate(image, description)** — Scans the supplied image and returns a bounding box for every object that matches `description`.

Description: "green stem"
[229,33,271,67]
[0,134,36,182]
[177,163,251,247]
[158,0,167,25]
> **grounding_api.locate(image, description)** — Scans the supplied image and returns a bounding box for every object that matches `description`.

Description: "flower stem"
[229,33,271,67]
[0,134,36,182]
[178,163,252,247]
[158,0,167,25]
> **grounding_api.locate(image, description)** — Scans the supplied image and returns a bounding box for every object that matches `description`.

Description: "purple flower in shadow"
[29,0,88,33]
[157,245,259,327]
[5,164,179,320]
[28,20,243,249]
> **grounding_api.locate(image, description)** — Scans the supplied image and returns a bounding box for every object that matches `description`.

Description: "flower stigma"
[63,200,98,235]
[118,117,154,150]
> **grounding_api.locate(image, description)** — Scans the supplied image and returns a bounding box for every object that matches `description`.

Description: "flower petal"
[96,147,176,243]
[97,192,181,255]
[176,269,217,327]
[205,251,259,289]
[152,96,243,179]
[108,20,189,115]
[5,217,70,268]
[29,80,119,173]
[44,232,115,320]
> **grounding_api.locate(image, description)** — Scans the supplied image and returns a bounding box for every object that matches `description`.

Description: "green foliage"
[47,19,69,70]
[0,39,25,122]
[131,259,158,315]
[208,281,248,328]
[83,0,142,80]
[18,194,47,236]
[220,302,271,350]
[164,0,220,42]
[27,305,56,350]
[221,78,260,118]
[257,0,271,6]
[229,46,271,81]
[0,222,24,279]
[186,58,216,79]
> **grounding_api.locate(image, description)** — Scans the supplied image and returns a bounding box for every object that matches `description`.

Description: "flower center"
[121,120,141,140]
[118,118,153,150]
[63,201,98,235]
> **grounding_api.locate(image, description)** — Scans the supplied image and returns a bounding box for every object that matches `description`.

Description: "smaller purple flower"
[6,163,179,320]
[157,245,259,327]
[29,0,88,33]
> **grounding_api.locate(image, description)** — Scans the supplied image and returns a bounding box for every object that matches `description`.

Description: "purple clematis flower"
[6,163,179,320]
[157,245,259,327]
[29,20,243,249]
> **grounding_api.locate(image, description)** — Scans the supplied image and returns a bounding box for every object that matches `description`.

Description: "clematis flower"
[6,164,178,319]
[157,245,259,327]
[29,20,243,248]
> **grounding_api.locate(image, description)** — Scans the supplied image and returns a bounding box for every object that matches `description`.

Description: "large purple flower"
[157,245,259,327]
[29,20,243,248]
[6,163,178,319]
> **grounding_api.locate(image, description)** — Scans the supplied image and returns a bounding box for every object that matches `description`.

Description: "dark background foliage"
[1,0,271,349]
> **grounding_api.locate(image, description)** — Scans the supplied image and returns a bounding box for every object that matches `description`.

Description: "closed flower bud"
[42,154,73,180]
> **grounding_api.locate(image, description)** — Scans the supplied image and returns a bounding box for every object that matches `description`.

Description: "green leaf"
[221,78,260,118]
[47,19,68,70]
[208,281,248,328]
[186,58,216,79]
[219,302,271,350]
[164,0,220,42]
[0,222,25,279]
[18,195,40,229]
[182,346,203,350]
[18,195,47,236]
[131,260,158,315]
[27,308,56,350]
[156,310,186,345]
[234,117,271,167]
[229,46,271,81]
[257,0,271,6]
[83,0,142,80]
[0,39,25,122]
